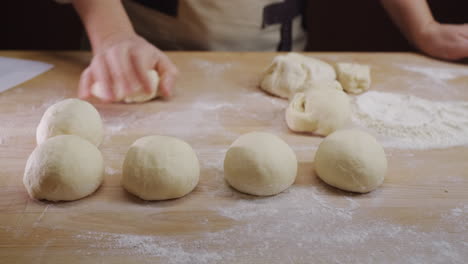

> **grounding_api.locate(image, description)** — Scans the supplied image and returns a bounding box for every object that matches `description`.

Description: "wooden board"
[0,51,467,264]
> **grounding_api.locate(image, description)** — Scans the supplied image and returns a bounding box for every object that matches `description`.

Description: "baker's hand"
[78,33,179,102]
[415,22,468,61]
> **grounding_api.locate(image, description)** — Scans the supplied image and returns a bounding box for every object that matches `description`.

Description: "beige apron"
[123,0,306,51]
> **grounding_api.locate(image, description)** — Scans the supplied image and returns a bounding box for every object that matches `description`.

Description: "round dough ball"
[224,132,297,196]
[286,88,350,136]
[36,98,103,146]
[260,53,336,99]
[23,135,104,201]
[122,135,200,200]
[91,70,160,103]
[314,129,387,193]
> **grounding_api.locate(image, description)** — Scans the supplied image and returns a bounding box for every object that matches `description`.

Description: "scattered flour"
[352,91,468,149]
[100,91,288,142]
[104,167,119,176]
[399,65,468,81]
[102,111,141,136]
[71,186,467,264]
[191,59,233,76]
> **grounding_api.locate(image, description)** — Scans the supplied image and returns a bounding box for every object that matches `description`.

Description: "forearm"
[72,0,135,52]
[380,0,435,44]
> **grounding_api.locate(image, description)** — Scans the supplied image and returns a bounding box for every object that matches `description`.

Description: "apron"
[123,0,307,51]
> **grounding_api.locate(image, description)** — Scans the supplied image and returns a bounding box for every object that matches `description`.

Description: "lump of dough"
[335,63,371,94]
[91,69,160,103]
[314,129,387,193]
[285,88,350,136]
[122,135,200,200]
[260,53,336,99]
[224,132,297,196]
[305,80,343,92]
[23,135,104,201]
[36,98,103,146]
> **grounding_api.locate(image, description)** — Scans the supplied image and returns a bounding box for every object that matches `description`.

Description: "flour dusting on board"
[100,90,288,143]
[191,59,233,76]
[352,91,468,149]
[399,64,468,81]
[104,166,119,176]
[71,145,467,264]
[72,185,467,264]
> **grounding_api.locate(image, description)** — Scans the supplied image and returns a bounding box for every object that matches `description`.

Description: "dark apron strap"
[263,0,305,52]
[132,0,179,17]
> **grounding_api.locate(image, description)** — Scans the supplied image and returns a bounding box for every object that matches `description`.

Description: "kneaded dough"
[122,135,200,200]
[224,132,297,196]
[306,80,343,92]
[260,53,336,98]
[91,69,160,103]
[314,129,387,193]
[286,88,350,136]
[36,98,103,146]
[335,63,371,94]
[23,135,104,201]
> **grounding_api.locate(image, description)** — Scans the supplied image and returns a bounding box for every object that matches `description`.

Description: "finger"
[106,47,137,99]
[130,48,158,94]
[78,67,93,99]
[91,56,115,102]
[455,41,468,59]
[155,53,179,98]
[450,34,468,59]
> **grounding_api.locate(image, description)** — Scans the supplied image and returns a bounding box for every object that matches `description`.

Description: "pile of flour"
[352,91,468,149]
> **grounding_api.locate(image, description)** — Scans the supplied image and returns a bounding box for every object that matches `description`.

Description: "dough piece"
[304,80,343,93]
[314,129,387,193]
[122,135,200,200]
[36,98,103,146]
[260,53,336,98]
[224,132,297,196]
[335,63,371,94]
[91,70,160,103]
[23,135,104,201]
[285,88,350,136]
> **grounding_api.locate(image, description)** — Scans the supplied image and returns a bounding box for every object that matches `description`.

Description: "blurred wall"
[0,0,465,51]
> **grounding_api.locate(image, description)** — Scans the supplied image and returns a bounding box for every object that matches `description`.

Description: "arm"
[381,0,468,60]
[73,0,134,51]
[72,0,178,101]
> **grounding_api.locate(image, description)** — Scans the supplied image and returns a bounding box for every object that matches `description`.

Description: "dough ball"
[23,135,104,201]
[224,132,297,196]
[335,63,371,94]
[260,53,336,99]
[91,69,160,103]
[36,98,103,146]
[286,88,350,136]
[314,129,387,193]
[122,135,200,200]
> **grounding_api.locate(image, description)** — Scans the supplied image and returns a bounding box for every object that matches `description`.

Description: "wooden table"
[0,51,467,264]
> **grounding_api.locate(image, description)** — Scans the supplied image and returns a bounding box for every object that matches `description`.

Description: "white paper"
[0,56,54,93]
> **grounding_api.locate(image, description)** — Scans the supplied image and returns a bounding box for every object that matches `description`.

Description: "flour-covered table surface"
[0,51,467,264]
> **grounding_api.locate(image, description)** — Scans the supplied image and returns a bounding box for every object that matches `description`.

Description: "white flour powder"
[191,59,233,76]
[69,186,467,264]
[399,65,468,81]
[352,91,468,149]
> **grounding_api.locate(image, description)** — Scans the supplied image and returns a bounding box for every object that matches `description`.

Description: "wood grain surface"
[0,51,467,264]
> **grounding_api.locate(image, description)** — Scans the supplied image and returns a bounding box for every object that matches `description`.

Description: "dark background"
[1,0,466,51]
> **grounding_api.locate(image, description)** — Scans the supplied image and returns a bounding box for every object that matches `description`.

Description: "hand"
[78,33,179,102]
[415,21,468,60]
